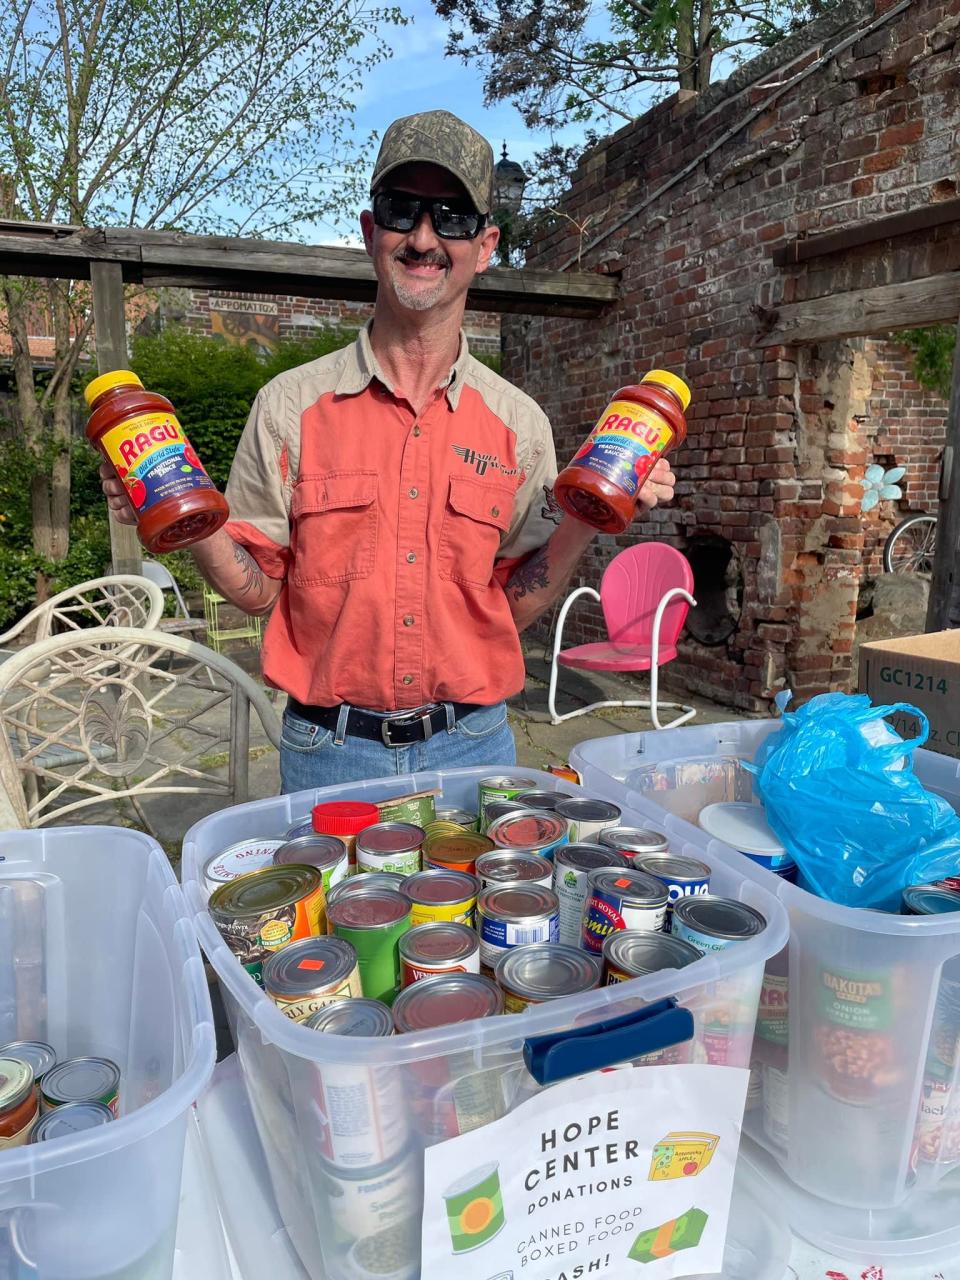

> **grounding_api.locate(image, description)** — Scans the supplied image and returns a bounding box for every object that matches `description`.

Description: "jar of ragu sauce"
[84,370,229,552]
[553,370,690,533]
[0,1056,39,1149]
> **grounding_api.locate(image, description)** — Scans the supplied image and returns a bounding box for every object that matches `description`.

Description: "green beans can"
[477,775,539,828]
[328,888,412,1005]
[356,822,425,876]
[273,834,349,892]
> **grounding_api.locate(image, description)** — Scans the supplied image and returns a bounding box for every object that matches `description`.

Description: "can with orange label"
[424,832,494,875]
[210,865,326,986]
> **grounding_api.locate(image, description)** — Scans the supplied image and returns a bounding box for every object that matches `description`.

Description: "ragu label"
[100,411,216,514]
[570,399,675,499]
[757,972,789,1046]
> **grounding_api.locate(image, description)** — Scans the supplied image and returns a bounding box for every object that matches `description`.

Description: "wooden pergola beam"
[0,221,619,318]
[757,271,960,346]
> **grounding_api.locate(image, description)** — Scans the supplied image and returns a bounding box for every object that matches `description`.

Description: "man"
[101,111,675,790]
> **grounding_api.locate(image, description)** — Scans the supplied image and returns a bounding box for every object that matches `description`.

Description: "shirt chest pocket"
[438,475,515,589]
[290,471,379,585]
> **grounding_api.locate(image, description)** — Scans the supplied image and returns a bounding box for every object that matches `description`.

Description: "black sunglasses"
[372,191,486,241]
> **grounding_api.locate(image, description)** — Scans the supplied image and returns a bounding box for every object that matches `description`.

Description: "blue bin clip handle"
[523,998,694,1087]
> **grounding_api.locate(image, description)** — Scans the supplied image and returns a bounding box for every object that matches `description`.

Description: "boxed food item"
[858,630,960,759]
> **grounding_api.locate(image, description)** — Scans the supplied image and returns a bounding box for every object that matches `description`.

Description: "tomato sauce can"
[552,843,629,946]
[400,869,479,927]
[41,1057,121,1118]
[203,839,284,896]
[599,827,670,858]
[634,853,711,922]
[424,832,494,875]
[477,885,560,971]
[495,943,600,1012]
[263,936,362,1021]
[477,776,539,828]
[487,810,570,862]
[356,822,425,877]
[399,923,480,987]
[582,868,668,954]
[671,896,767,953]
[209,865,326,986]
[555,797,622,844]
[475,851,553,890]
[602,930,701,985]
[0,1058,38,1148]
[328,889,411,1006]
[273,834,349,893]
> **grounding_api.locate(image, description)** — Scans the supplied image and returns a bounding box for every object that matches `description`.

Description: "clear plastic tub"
[0,826,216,1279]
[571,724,960,1258]
[182,767,788,1280]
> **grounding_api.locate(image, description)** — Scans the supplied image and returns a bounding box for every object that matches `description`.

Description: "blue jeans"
[279,701,517,794]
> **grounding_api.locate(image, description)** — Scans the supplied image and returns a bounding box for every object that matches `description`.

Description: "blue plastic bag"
[748,691,960,910]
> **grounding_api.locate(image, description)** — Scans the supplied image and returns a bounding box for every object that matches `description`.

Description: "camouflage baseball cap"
[370,110,494,215]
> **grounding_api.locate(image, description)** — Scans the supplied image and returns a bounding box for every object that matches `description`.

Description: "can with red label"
[399,923,480,987]
[581,868,668,954]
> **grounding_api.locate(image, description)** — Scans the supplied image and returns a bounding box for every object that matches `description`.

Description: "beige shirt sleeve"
[223,388,291,579]
[497,407,561,564]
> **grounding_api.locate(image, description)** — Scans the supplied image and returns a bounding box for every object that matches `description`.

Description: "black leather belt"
[287,698,482,748]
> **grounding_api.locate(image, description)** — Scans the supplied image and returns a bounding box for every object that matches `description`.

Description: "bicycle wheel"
[883,513,938,575]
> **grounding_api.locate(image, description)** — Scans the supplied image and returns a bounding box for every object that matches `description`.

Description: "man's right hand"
[99,461,137,525]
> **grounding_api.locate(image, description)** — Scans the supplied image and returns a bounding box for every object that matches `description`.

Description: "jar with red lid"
[0,1056,39,1149]
[84,370,229,552]
[312,801,380,873]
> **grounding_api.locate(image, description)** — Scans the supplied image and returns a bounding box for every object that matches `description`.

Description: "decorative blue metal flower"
[860,464,905,512]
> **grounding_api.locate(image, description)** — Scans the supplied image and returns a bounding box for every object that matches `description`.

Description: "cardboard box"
[858,631,960,759]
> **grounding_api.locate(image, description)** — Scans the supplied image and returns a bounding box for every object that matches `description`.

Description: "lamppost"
[492,143,527,266]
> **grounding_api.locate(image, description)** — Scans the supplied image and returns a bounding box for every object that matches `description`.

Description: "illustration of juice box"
[648,1131,719,1180]
[629,1207,708,1262]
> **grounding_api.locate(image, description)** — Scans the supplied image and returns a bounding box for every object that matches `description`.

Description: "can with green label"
[328,888,412,1005]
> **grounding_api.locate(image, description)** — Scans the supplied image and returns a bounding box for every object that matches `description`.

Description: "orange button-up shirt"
[224,325,559,710]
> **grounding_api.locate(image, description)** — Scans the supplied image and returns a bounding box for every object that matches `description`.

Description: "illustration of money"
[443,1162,506,1253]
[648,1131,719,1180]
[629,1207,708,1263]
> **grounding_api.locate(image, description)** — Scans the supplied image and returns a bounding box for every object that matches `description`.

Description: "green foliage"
[896,327,956,402]
[474,351,502,374]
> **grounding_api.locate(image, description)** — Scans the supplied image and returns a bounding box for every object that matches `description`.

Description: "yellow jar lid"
[84,370,143,407]
[642,369,691,411]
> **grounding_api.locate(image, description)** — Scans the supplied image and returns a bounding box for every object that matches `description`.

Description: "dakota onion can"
[582,868,668,954]
[424,832,494,875]
[599,827,670,858]
[477,775,539,827]
[328,888,411,1005]
[356,822,425,877]
[634,853,711,921]
[477,884,560,971]
[399,923,480,987]
[671,895,767,953]
[602,930,701,985]
[487,810,569,862]
[553,843,629,946]
[273,834,349,893]
[475,850,553,890]
[209,865,326,985]
[203,839,284,896]
[262,936,361,1021]
[41,1056,120,1118]
[555,797,621,844]
[401,869,479,927]
[495,943,601,1012]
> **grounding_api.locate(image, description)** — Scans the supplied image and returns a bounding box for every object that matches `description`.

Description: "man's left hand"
[637,458,676,513]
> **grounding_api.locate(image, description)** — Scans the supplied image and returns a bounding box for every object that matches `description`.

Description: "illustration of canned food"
[649,1131,719,1179]
[515,789,572,812]
[0,1041,56,1083]
[273,834,349,892]
[553,842,629,946]
[424,832,494,875]
[31,1100,113,1142]
[356,822,425,877]
[203,839,284,895]
[41,1056,120,1117]
[581,868,668,954]
[328,889,411,1006]
[477,775,539,826]
[210,865,326,985]
[602,930,701,985]
[634,853,710,919]
[475,850,553,890]
[401,869,479,927]
[487,809,569,861]
[813,961,901,1103]
[400,923,480,987]
[443,1161,506,1253]
[263,936,361,1021]
[599,827,670,858]
[392,973,504,1032]
[555,797,621,844]
[477,884,560,970]
[671,896,766,953]
[319,1147,422,1246]
[495,943,600,1012]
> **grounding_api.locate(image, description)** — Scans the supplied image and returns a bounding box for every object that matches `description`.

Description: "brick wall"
[503,0,960,710]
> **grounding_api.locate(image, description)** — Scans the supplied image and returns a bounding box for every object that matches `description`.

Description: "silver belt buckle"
[380,708,436,748]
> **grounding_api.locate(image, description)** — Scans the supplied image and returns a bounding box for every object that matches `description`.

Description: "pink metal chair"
[548,543,697,728]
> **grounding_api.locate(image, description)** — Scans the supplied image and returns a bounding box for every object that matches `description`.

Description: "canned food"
[393,973,504,1032]
[487,809,569,861]
[319,1148,421,1246]
[328,889,411,1005]
[553,843,629,946]
[602,930,701,984]
[634,853,711,921]
[424,832,494,875]
[475,851,553,890]
[356,822,425,877]
[283,817,314,841]
[698,802,796,877]
[377,788,438,828]
[31,1101,113,1143]
[326,872,406,930]
[902,885,960,915]
[477,884,560,971]
[312,800,380,872]
[582,868,668,954]
[555,797,621,844]
[306,998,394,1036]
[263,936,362,1021]
[813,962,901,1103]
[481,799,528,831]
[424,820,472,840]
[273,835,349,892]
[477,775,539,825]
[0,1041,56,1083]
[496,943,601,1011]
[41,1056,120,1117]
[399,923,480,986]
[436,807,478,830]
[203,839,284,895]
[401,869,479,927]
[599,827,670,858]
[515,789,572,812]
[209,865,326,985]
[671,895,767,953]
[0,1057,38,1149]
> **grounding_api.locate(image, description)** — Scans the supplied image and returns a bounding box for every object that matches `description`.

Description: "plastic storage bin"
[571,724,960,1258]
[0,826,216,1279]
[182,766,788,1280]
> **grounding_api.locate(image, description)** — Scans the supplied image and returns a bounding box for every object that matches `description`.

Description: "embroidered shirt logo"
[452,445,522,479]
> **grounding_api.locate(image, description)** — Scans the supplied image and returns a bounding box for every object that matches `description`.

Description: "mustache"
[394,247,451,269]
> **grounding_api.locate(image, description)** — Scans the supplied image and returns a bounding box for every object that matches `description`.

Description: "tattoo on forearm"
[508,547,551,601]
[232,542,264,598]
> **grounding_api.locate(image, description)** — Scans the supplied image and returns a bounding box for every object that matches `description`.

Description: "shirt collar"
[336,319,471,409]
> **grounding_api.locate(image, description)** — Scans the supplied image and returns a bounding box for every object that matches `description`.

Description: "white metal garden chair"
[0,575,164,653]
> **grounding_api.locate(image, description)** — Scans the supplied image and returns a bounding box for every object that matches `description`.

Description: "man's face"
[361,162,500,314]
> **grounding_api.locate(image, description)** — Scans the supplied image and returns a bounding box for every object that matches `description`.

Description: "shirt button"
[402,674,414,686]
[491,505,500,517]
[406,551,416,563]
[408,487,418,499]
[412,425,421,437]
[403,615,415,627]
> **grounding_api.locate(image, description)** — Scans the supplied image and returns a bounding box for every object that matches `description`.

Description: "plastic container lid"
[699,802,786,856]
[312,801,379,837]
[642,369,691,411]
